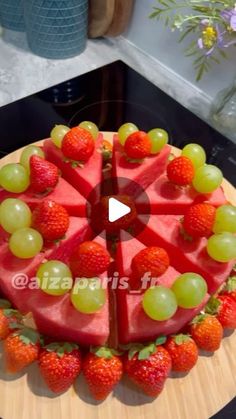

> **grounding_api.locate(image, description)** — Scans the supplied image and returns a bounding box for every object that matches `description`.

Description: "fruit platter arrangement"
[0,121,235,419]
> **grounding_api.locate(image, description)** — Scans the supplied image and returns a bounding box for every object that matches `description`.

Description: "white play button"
[108,197,131,223]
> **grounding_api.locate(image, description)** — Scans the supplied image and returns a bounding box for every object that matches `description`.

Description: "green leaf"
[205,297,221,315]
[0,299,11,309]
[155,335,167,345]
[226,276,236,292]
[128,344,144,360]
[174,334,191,345]
[138,343,156,360]
[190,313,207,325]
[3,309,20,318]
[19,328,39,345]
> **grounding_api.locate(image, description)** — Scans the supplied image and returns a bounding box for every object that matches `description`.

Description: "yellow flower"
[202,26,218,49]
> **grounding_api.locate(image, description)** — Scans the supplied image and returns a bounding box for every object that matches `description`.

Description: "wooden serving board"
[88,0,115,38]
[0,134,236,419]
[105,0,134,37]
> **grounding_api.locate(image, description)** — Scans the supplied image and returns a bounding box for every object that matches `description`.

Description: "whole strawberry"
[183,203,216,238]
[0,299,22,340]
[164,334,198,373]
[30,155,59,194]
[70,241,110,278]
[4,327,40,373]
[221,276,236,302]
[206,295,236,329]
[62,127,95,162]
[167,156,195,186]
[131,247,170,289]
[189,314,223,352]
[83,347,123,400]
[124,341,172,397]
[124,131,151,160]
[39,342,81,393]
[32,200,69,241]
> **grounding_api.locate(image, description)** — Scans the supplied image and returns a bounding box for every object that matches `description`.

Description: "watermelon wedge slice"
[135,174,227,215]
[116,231,209,343]
[0,177,87,217]
[137,214,235,294]
[0,217,91,313]
[43,134,103,200]
[118,292,209,344]
[30,234,110,346]
[112,135,170,197]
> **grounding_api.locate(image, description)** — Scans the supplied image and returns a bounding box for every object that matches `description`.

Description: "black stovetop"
[0,60,235,186]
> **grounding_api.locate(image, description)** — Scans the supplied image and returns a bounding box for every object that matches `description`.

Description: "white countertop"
[0,28,232,142]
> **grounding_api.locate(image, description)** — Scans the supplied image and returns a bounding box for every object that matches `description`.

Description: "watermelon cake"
[0,121,235,400]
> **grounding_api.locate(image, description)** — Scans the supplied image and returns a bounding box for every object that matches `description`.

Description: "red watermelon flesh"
[116,231,209,343]
[0,217,91,313]
[0,177,87,217]
[137,214,235,294]
[112,135,170,197]
[118,292,209,344]
[135,174,227,215]
[43,134,103,200]
[30,234,110,346]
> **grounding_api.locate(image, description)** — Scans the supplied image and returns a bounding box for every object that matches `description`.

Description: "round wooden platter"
[0,133,236,419]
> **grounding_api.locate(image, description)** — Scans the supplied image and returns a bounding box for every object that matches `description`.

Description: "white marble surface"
[0,27,232,142]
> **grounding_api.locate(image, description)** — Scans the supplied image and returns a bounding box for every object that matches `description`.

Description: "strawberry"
[102,139,113,162]
[182,203,216,238]
[131,247,170,289]
[123,340,171,397]
[221,276,236,302]
[32,200,69,241]
[91,195,137,235]
[206,295,236,329]
[164,334,198,372]
[61,127,95,163]
[30,155,59,194]
[167,156,195,186]
[39,342,81,393]
[4,327,40,373]
[70,241,110,278]
[124,131,151,160]
[189,314,223,352]
[83,347,123,400]
[0,299,22,340]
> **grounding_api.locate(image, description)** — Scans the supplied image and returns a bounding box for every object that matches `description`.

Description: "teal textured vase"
[24,0,88,59]
[0,0,25,31]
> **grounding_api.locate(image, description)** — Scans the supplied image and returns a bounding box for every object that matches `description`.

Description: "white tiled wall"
[124,0,236,99]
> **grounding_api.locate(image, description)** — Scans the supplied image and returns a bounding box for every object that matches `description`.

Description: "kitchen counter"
[0,28,229,141]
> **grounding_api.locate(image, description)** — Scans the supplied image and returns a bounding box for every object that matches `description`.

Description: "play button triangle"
[108,197,131,223]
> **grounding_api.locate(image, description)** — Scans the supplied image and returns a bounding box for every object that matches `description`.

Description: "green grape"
[171,273,207,309]
[192,164,223,194]
[9,228,43,259]
[0,164,30,193]
[142,286,177,321]
[118,123,139,146]
[207,232,236,262]
[50,125,70,148]
[79,121,99,140]
[71,277,106,314]
[213,205,236,234]
[148,128,169,154]
[0,198,32,234]
[37,260,72,296]
[181,143,206,169]
[20,146,45,171]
